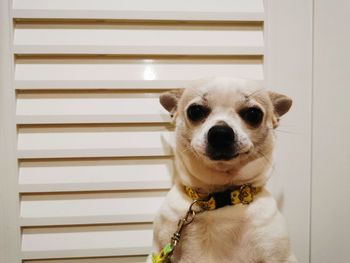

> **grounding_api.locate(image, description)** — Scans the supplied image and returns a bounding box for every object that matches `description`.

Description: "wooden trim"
[0,0,21,262]
[264,0,312,261]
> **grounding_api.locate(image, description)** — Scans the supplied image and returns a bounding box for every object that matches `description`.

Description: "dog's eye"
[187,104,210,122]
[240,107,263,126]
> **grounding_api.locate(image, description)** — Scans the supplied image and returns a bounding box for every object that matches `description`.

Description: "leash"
[152,200,202,263]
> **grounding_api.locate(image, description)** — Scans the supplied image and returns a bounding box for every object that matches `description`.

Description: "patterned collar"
[184,184,262,210]
[152,184,263,262]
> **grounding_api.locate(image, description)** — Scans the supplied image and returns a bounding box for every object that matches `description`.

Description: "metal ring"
[184,209,196,225]
[188,199,199,211]
[183,200,201,224]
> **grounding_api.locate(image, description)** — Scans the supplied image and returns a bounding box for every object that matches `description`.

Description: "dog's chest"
[166,208,261,263]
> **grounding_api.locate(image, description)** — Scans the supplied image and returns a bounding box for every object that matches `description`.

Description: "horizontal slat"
[20,191,166,226]
[14,26,263,55]
[15,58,263,90]
[15,80,185,90]
[17,125,174,159]
[15,46,264,56]
[16,114,169,124]
[13,0,264,21]
[14,11,264,21]
[23,256,147,263]
[19,158,172,192]
[15,46,263,56]
[16,92,169,124]
[21,224,152,259]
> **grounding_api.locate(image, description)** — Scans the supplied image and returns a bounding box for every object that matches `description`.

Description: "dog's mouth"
[208,151,239,161]
[188,145,253,172]
[205,147,250,161]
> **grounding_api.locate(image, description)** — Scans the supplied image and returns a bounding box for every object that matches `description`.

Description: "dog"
[149,78,298,263]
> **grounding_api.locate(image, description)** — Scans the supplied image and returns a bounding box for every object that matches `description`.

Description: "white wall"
[311,0,350,262]
[265,1,313,261]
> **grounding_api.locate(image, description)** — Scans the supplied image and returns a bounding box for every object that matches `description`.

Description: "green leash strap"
[152,243,174,263]
[152,200,200,263]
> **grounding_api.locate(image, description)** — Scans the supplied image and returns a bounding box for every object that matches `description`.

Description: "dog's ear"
[269,91,292,117]
[159,89,184,117]
[269,91,292,128]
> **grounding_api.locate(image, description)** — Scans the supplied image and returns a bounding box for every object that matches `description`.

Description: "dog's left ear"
[159,89,184,118]
[269,91,292,127]
[269,91,292,117]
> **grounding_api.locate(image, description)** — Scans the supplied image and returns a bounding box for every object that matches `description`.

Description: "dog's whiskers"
[181,146,202,162]
[267,127,300,135]
[180,146,192,155]
[255,150,272,165]
[275,129,300,135]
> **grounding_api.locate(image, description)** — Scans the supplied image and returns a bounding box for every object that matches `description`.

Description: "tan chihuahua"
[149,78,298,263]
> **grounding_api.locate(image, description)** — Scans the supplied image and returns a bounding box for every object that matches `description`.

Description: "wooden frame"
[0,0,22,262]
[265,0,313,261]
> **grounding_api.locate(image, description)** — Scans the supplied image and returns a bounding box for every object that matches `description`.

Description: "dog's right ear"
[159,89,184,118]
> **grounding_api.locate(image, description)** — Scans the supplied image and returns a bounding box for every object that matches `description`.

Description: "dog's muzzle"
[206,124,237,160]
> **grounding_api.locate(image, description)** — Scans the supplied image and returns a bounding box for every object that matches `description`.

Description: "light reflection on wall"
[143,65,157,80]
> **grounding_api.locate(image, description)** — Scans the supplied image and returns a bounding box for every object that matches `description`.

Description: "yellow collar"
[184,184,262,210]
[152,184,262,262]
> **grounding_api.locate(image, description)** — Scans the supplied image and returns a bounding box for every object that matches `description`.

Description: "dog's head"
[160,78,292,188]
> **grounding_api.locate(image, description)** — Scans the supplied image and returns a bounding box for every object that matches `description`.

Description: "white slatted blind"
[12,0,265,261]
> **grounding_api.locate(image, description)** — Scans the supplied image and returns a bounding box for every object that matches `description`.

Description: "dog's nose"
[207,125,235,149]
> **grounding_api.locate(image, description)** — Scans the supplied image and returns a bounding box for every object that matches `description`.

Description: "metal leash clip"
[152,200,202,263]
[171,200,199,248]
